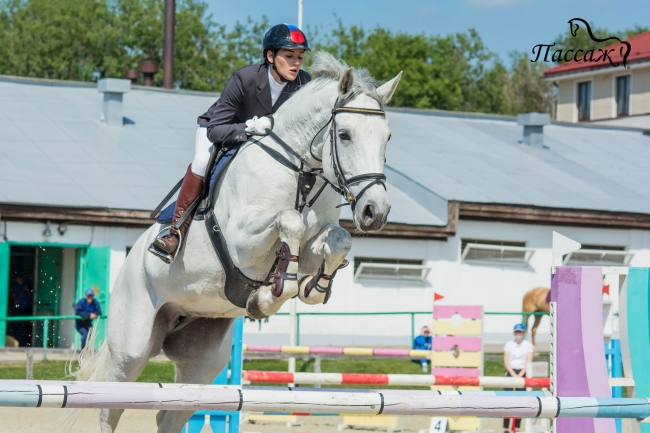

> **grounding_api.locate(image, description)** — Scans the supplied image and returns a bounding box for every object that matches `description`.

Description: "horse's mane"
[308,51,384,108]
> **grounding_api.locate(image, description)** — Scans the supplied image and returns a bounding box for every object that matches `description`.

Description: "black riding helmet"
[263,24,310,82]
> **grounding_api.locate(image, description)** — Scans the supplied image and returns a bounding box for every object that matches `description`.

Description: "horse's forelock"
[308,51,383,107]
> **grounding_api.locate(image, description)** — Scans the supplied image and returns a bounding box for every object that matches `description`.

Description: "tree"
[0,0,268,90]
[552,21,648,63]
[506,52,553,115]
[0,0,119,81]
[317,22,511,114]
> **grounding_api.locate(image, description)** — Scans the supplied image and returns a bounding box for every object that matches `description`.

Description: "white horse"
[72,52,402,433]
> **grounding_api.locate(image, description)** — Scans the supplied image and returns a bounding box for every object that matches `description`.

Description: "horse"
[70,52,403,433]
[522,287,550,348]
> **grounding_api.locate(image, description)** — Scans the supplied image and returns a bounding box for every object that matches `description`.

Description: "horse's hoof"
[245,291,269,320]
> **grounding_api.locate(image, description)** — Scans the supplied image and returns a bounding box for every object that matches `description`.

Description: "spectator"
[8,275,33,346]
[74,289,102,349]
[413,326,432,372]
[503,323,534,433]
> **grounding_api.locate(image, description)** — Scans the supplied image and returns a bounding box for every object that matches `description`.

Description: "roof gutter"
[543,59,650,81]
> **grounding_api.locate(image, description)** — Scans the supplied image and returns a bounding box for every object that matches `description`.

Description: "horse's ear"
[338,68,355,99]
[376,71,403,105]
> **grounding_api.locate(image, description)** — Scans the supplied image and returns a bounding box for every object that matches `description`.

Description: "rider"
[149,24,311,263]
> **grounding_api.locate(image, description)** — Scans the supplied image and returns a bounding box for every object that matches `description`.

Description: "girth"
[205,210,265,308]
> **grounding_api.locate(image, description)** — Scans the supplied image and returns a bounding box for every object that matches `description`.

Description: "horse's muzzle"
[355,198,390,232]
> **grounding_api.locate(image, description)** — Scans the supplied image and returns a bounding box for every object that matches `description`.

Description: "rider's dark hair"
[263,48,274,65]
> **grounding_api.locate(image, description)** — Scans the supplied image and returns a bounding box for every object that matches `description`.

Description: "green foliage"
[552,22,649,63]
[317,23,524,114]
[3,1,644,115]
[506,52,553,115]
[0,0,266,91]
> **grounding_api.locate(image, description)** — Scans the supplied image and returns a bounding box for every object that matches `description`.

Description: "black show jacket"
[198,64,311,145]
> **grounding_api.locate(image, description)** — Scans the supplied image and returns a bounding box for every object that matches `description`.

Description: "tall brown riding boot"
[149,164,204,263]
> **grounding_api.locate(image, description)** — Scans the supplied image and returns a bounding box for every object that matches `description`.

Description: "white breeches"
[191,126,212,176]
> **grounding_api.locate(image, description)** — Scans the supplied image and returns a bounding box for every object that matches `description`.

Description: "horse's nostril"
[363,204,374,221]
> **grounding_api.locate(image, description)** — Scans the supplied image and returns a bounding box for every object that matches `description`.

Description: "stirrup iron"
[148,226,183,264]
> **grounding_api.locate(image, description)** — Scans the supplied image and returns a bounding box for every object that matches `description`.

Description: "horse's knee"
[324,226,352,257]
[276,209,305,241]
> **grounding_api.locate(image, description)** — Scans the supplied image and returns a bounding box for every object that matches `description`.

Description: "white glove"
[244,116,272,136]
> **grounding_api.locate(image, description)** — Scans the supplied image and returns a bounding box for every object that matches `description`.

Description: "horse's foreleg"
[99,295,171,433]
[298,224,352,305]
[157,317,235,433]
[243,209,305,318]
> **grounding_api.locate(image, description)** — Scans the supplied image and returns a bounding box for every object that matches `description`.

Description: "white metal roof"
[2,76,650,227]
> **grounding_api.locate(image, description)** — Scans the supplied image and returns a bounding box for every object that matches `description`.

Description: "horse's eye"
[338,131,351,141]
[387,133,392,142]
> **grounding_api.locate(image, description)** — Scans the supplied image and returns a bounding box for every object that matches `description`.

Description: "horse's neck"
[272,84,337,164]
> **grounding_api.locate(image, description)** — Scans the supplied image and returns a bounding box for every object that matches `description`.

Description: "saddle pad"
[157,201,176,224]
[156,146,238,224]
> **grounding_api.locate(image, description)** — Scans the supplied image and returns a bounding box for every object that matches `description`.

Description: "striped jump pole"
[242,371,550,388]
[244,345,431,359]
[0,383,649,419]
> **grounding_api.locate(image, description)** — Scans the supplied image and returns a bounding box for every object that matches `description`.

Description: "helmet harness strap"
[271,49,291,83]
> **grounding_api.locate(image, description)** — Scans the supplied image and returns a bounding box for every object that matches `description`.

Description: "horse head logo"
[568,18,632,68]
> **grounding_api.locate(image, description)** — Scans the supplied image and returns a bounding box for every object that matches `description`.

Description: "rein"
[253,103,387,212]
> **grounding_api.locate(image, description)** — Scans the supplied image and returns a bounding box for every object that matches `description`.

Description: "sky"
[205,0,650,63]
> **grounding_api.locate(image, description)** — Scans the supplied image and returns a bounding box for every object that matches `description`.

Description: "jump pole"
[0,383,649,419]
[241,371,549,388]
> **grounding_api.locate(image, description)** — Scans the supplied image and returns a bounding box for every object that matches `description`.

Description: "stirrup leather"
[266,242,299,297]
[148,226,182,264]
[303,259,348,304]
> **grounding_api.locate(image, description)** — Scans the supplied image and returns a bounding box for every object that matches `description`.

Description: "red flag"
[434,292,444,302]
[602,284,610,296]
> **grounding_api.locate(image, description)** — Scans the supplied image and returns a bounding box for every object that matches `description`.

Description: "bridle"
[254,99,387,212]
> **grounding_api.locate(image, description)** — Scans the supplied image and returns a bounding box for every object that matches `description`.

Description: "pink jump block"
[432,337,482,352]
[433,306,482,319]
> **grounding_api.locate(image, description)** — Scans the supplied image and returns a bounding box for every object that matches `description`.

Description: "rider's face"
[269,49,305,82]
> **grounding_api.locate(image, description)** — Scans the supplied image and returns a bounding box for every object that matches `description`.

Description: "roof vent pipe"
[517,112,550,148]
[97,78,131,127]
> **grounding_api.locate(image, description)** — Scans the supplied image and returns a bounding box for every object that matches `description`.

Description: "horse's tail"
[55,323,112,433]
[67,322,111,381]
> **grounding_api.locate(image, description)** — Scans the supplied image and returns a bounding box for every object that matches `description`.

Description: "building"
[2,75,650,349]
[545,31,650,127]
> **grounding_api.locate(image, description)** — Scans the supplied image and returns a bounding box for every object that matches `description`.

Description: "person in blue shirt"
[74,289,102,349]
[413,326,432,371]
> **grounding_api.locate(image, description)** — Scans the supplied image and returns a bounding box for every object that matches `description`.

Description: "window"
[354,257,431,282]
[563,244,633,266]
[577,81,591,121]
[461,239,535,266]
[616,75,630,117]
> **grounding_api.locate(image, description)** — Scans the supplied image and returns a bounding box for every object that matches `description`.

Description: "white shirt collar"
[268,67,287,106]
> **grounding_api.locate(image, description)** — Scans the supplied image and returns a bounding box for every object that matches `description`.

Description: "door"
[0,242,9,347]
[34,247,62,347]
[77,247,110,348]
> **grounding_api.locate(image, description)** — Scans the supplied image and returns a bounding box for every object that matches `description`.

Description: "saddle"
[152,137,267,309]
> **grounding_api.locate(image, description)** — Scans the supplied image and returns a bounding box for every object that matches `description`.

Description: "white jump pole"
[1,383,649,419]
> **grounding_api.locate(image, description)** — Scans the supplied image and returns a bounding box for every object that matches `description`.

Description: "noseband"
[252,100,387,213]
[316,106,388,209]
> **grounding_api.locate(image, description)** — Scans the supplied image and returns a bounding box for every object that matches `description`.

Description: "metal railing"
[274,311,549,345]
[0,315,104,350]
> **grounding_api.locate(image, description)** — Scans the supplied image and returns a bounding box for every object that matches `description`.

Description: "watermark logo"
[531,18,631,68]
